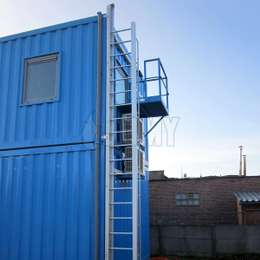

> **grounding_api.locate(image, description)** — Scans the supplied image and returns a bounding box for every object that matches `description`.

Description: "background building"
[150,171,260,258]
[150,171,260,225]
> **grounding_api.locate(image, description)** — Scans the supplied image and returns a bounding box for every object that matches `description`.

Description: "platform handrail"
[143,58,169,110]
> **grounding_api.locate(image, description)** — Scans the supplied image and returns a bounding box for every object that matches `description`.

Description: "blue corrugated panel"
[141,178,150,260]
[0,14,151,260]
[0,16,98,149]
[0,145,95,260]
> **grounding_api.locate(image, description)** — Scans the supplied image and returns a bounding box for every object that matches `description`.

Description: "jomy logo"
[81,114,180,148]
[148,116,180,147]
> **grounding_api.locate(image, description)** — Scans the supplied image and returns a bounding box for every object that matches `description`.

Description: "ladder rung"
[110,247,133,251]
[110,103,132,107]
[111,144,132,148]
[112,28,131,33]
[110,202,132,205]
[111,40,131,45]
[145,76,161,81]
[110,116,134,121]
[110,232,132,235]
[111,174,132,177]
[111,130,132,134]
[111,172,133,176]
[110,157,132,161]
[110,77,132,82]
[110,187,132,190]
[110,172,144,178]
[110,217,132,220]
[111,64,131,70]
[111,52,132,57]
[110,90,132,95]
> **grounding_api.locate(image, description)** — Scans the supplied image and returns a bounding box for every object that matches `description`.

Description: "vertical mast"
[238,145,243,176]
[243,155,247,176]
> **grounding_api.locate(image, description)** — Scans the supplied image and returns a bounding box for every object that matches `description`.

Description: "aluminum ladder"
[105,4,141,260]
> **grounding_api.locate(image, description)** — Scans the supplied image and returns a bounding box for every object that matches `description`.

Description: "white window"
[176,193,200,206]
[23,53,59,105]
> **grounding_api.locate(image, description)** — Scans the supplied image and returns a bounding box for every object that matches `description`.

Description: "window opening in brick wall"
[176,193,200,206]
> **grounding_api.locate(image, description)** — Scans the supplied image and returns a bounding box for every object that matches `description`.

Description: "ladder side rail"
[131,22,139,260]
[136,31,142,260]
[105,4,115,260]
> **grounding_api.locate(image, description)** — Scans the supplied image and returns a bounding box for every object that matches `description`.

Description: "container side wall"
[0,147,95,260]
[0,19,98,149]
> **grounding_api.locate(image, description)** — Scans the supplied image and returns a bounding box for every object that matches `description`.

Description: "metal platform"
[116,96,168,118]
[116,58,169,118]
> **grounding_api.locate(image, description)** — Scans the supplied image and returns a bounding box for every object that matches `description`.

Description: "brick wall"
[150,175,260,225]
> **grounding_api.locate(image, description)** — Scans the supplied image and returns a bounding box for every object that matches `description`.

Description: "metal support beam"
[145,116,164,137]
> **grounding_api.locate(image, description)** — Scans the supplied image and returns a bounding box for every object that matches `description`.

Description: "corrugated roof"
[234,192,260,203]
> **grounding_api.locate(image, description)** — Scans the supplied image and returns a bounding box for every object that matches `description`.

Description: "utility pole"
[238,145,243,176]
[243,155,247,176]
[181,165,184,178]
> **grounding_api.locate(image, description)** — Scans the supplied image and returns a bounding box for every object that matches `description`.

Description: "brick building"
[150,171,260,225]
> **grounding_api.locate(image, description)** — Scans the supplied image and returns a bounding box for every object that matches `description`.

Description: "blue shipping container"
[0,7,157,260]
[0,17,98,149]
[0,144,96,260]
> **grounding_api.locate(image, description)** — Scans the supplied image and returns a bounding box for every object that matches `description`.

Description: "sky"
[0,0,259,177]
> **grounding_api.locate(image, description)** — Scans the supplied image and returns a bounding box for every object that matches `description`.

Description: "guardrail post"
[158,59,161,96]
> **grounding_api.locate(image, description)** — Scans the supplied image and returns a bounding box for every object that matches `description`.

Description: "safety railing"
[142,58,169,110]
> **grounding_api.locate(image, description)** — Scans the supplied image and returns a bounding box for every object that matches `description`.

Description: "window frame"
[175,192,200,207]
[22,52,60,106]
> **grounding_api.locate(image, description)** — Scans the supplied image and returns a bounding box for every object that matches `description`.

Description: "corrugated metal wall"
[0,145,95,260]
[141,178,150,260]
[0,14,150,260]
[0,17,98,149]
[0,16,101,260]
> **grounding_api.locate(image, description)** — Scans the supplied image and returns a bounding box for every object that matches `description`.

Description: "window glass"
[176,193,200,206]
[23,54,59,104]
